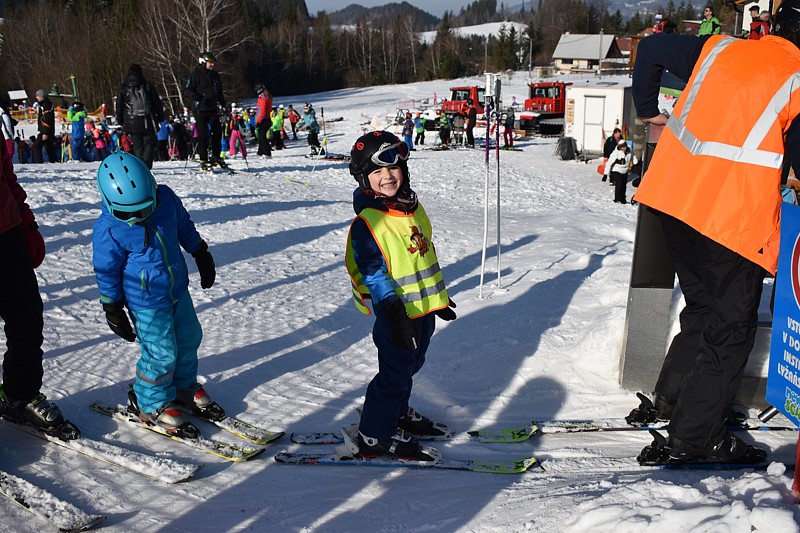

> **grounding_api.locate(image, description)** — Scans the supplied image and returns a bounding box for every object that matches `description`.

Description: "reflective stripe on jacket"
[634,35,800,274]
[346,203,449,318]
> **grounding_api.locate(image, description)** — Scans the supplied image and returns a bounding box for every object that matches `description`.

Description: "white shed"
[563,80,637,157]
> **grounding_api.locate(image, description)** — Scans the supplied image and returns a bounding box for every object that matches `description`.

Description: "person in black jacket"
[115,64,164,169]
[32,90,56,164]
[465,99,477,148]
[185,51,226,171]
[602,128,623,183]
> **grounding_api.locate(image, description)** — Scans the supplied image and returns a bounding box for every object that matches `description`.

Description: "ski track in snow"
[0,74,798,532]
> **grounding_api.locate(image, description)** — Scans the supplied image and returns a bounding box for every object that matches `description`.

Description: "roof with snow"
[552,34,622,60]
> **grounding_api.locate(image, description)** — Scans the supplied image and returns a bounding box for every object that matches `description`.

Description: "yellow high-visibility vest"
[345,203,449,318]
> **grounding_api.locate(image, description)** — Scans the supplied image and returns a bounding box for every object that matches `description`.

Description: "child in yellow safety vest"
[344,130,457,462]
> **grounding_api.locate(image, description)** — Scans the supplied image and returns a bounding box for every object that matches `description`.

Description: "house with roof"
[551,33,623,73]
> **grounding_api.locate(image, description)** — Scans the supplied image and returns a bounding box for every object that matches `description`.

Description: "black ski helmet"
[349,131,410,191]
[774,0,800,46]
[254,83,265,95]
[199,51,217,64]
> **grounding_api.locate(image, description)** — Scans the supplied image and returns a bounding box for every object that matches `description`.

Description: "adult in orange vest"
[627,3,800,467]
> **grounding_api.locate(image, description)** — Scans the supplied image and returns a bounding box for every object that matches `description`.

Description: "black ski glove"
[192,240,216,289]
[103,301,136,342]
[434,298,457,321]
[382,298,419,350]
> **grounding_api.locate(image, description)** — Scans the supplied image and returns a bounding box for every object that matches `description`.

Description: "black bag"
[127,85,151,118]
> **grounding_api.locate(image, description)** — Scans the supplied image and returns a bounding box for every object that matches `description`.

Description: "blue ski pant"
[359,312,435,438]
[70,137,85,162]
[130,290,202,413]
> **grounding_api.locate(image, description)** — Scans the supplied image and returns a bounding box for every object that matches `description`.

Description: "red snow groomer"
[440,86,485,118]
[518,81,572,135]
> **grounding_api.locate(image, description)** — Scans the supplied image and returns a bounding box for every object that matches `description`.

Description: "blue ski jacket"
[93,184,204,311]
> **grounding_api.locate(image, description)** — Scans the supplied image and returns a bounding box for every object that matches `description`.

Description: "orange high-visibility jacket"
[635,35,800,275]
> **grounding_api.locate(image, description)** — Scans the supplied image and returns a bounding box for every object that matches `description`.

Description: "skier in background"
[185,51,227,171]
[402,112,414,150]
[345,131,457,461]
[255,84,272,160]
[93,152,219,437]
[116,64,164,169]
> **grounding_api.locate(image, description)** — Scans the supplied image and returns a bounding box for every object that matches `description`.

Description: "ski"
[290,422,538,445]
[90,403,264,463]
[537,455,775,474]
[187,412,284,445]
[284,177,311,187]
[1,418,201,484]
[274,451,538,474]
[0,469,105,532]
[533,419,797,434]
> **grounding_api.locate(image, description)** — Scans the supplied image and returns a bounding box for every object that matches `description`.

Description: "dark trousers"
[196,111,221,162]
[611,171,628,203]
[359,312,436,438]
[307,131,320,149]
[257,120,272,156]
[415,131,425,145]
[130,131,157,169]
[656,213,765,450]
[32,134,56,163]
[466,126,475,147]
[155,140,169,162]
[0,226,44,402]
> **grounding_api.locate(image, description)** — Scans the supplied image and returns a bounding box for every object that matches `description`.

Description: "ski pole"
[478,96,492,299]
[495,107,501,289]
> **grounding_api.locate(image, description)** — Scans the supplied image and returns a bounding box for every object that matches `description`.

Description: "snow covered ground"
[1,74,799,532]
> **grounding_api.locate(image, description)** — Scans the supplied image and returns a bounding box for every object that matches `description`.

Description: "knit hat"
[35,89,46,98]
[617,138,628,147]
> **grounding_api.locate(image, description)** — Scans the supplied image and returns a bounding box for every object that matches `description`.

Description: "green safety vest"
[345,203,449,318]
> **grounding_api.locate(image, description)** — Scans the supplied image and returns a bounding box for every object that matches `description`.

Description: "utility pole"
[528,37,533,80]
[598,28,604,79]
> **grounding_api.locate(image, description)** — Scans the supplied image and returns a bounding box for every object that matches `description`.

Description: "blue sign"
[767,203,800,427]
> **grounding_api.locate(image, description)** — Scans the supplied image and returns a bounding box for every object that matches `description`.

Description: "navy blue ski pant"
[656,213,765,450]
[359,312,436,438]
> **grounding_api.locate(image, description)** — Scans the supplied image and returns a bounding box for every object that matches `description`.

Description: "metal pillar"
[619,124,675,392]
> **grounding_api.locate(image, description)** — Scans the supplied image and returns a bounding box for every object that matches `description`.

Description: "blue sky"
[305,1,477,18]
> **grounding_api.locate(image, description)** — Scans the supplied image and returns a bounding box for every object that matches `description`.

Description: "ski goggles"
[112,203,153,222]
[370,141,409,168]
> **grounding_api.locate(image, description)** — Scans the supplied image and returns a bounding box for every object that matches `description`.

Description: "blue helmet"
[97,153,157,223]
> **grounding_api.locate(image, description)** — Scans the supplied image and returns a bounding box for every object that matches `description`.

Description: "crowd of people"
[4,54,324,168]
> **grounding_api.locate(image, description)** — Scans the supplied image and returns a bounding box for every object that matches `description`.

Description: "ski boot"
[211,159,229,170]
[127,390,199,439]
[199,161,213,172]
[355,427,438,462]
[0,385,80,440]
[398,407,452,440]
[176,383,226,421]
[638,429,767,466]
[625,392,671,427]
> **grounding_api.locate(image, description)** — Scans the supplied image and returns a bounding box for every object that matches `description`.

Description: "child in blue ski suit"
[345,131,457,461]
[92,152,220,437]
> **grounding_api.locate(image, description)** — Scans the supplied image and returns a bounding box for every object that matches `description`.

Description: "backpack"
[127,84,151,118]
